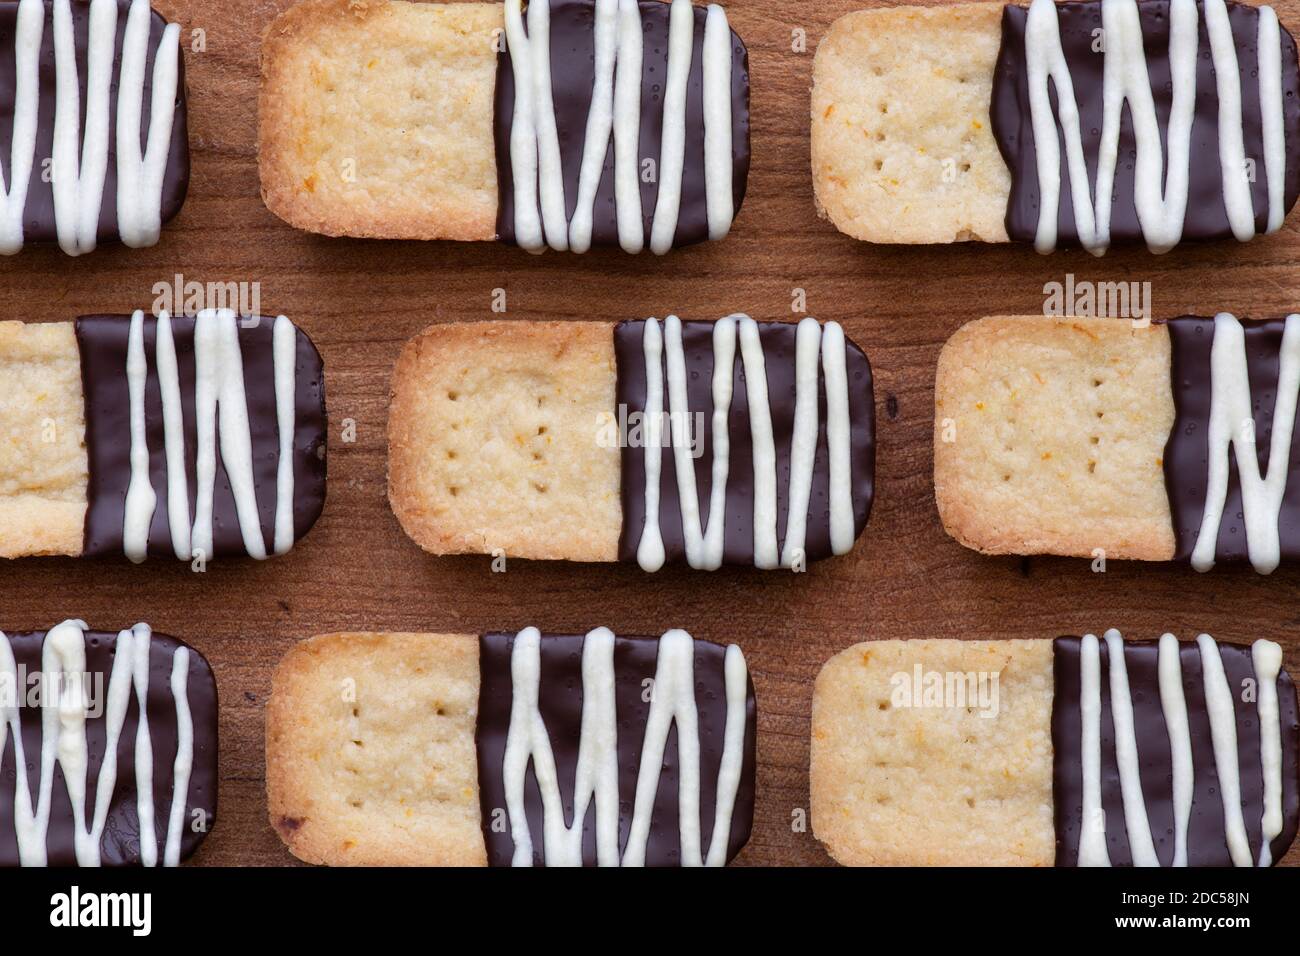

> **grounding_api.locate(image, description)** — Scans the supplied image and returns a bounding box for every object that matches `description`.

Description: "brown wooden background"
[1,0,1298,867]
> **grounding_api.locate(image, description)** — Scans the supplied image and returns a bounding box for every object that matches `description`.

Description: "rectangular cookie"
[387,316,876,570]
[266,627,757,867]
[935,313,1300,573]
[812,0,1300,253]
[811,633,1299,866]
[0,620,218,867]
[0,312,327,562]
[0,0,189,255]
[259,0,750,253]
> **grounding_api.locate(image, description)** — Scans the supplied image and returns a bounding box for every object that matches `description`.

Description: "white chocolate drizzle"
[501,627,749,866]
[1023,0,1286,255]
[0,0,42,254]
[120,310,301,561]
[1196,633,1253,866]
[1254,639,1285,867]
[1191,312,1300,574]
[0,621,194,867]
[1102,629,1158,866]
[123,309,157,562]
[1157,632,1194,867]
[503,0,736,254]
[7,0,181,256]
[1076,633,1110,866]
[1074,631,1287,867]
[272,315,298,555]
[635,314,857,571]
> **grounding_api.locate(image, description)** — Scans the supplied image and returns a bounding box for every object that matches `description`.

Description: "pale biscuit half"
[388,321,621,562]
[811,639,1055,866]
[0,321,87,558]
[811,4,1010,243]
[266,631,488,867]
[934,316,1175,561]
[259,0,502,241]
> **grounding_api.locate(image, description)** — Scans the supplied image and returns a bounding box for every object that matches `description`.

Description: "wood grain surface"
[2,0,1299,867]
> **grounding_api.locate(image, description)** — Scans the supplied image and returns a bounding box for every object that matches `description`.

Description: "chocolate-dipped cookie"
[266,627,757,867]
[935,313,1300,574]
[0,0,189,255]
[0,311,326,562]
[0,620,218,867]
[812,0,1300,254]
[388,316,876,570]
[812,632,1299,866]
[259,0,750,254]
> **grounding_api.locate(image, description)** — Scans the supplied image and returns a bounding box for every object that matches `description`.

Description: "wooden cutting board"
[1,0,1297,866]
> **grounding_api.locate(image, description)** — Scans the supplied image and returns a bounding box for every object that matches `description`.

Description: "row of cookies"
[12,309,1300,579]
[3,304,1299,866]
[1,0,1295,257]
[1,620,1293,866]
[3,310,879,569]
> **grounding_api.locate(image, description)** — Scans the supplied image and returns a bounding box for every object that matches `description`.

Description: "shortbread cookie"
[266,627,757,867]
[0,620,218,867]
[812,3,1010,244]
[813,0,1300,253]
[0,311,327,561]
[0,321,88,557]
[936,313,1300,573]
[812,632,1299,866]
[388,316,875,570]
[0,0,189,255]
[259,0,750,253]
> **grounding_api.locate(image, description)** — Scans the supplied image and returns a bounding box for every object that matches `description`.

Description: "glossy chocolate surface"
[992,0,1300,247]
[493,0,750,249]
[0,0,189,245]
[75,314,327,560]
[475,630,757,866]
[0,627,218,867]
[1053,636,1299,866]
[1162,315,1300,564]
[615,319,875,566]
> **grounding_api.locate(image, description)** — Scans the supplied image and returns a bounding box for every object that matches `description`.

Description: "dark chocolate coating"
[1162,315,1300,564]
[0,0,189,246]
[1053,636,1300,867]
[493,0,750,249]
[992,0,1300,248]
[475,630,757,866]
[615,319,875,566]
[0,627,218,867]
[75,314,328,560]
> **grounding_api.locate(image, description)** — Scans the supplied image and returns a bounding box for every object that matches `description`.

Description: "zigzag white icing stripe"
[504,0,735,254]
[636,314,855,571]
[0,621,193,867]
[501,627,748,867]
[1077,631,1286,867]
[122,310,300,561]
[1024,0,1284,255]
[1192,312,1300,574]
[44,0,180,256]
